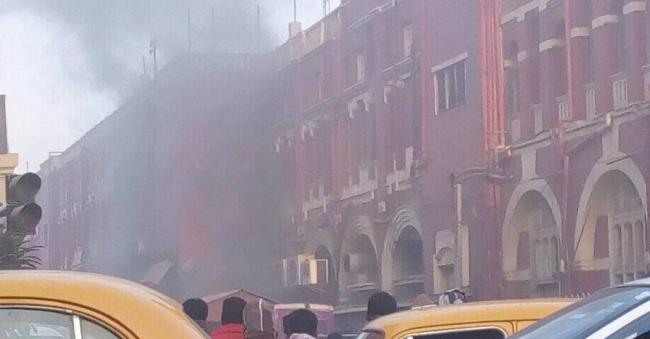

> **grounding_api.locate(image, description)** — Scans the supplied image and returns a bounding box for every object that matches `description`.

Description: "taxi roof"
[623,278,650,287]
[0,270,206,338]
[364,299,573,335]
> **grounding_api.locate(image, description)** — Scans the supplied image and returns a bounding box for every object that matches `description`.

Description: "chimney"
[0,95,8,154]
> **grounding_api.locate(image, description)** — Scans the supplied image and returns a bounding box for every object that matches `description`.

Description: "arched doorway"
[339,217,380,303]
[575,168,647,286]
[502,182,562,297]
[314,245,337,286]
[382,207,424,299]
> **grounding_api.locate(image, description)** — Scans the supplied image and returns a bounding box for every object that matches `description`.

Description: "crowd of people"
[182,292,399,339]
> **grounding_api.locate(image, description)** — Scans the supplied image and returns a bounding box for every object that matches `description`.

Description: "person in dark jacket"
[367,292,397,322]
[286,309,318,339]
[282,313,294,338]
[211,297,247,339]
[183,298,210,332]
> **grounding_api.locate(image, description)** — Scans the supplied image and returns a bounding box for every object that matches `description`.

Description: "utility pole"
[149,39,158,78]
[293,0,297,22]
[187,8,192,52]
[256,1,261,52]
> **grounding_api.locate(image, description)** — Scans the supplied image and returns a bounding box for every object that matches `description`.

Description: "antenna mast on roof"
[293,0,297,22]
[149,39,158,77]
[323,0,332,17]
[256,0,261,52]
[187,8,192,52]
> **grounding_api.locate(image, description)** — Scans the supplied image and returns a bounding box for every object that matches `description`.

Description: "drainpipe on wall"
[451,168,510,296]
[560,0,575,297]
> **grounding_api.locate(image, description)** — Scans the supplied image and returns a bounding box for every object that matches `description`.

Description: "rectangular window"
[613,77,629,109]
[558,96,570,121]
[356,53,366,83]
[644,71,650,100]
[435,61,466,112]
[402,23,413,58]
[506,68,520,116]
[534,106,543,134]
[586,85,596,119]
[412,328,506,339]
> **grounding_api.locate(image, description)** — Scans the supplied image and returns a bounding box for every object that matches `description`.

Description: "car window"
[80,318,120,339]
[0,308,121,339]
[0,308,73,338]
[607,311,650,339]
[511,287,650,339]
[407,328,505,339]
[358,331,384,339]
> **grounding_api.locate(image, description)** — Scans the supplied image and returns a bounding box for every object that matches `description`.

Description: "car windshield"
[511,287,650,339]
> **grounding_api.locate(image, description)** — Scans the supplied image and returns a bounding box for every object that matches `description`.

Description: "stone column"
[624,0,647,102]
[592,0,620,114]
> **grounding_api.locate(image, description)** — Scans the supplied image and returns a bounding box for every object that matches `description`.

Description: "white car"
[511,279,650,339]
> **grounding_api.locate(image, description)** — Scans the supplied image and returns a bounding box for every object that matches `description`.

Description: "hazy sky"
[0,0,340,171]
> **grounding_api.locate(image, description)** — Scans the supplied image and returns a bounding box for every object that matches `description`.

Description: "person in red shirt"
[211,297,247,339]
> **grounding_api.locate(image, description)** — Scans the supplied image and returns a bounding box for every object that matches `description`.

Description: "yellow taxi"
[0,270,207,338]
[359,299,573,339]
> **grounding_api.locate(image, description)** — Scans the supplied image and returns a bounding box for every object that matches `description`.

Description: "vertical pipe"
[187,8,192,52]
[419,0,429,161]
[561,0,574,297]
[0,95,8,154]
[257,2,261,52]
[565,0,575,124]
[294,0,298,22]
[480,0,490,158]
[454,182,463,290]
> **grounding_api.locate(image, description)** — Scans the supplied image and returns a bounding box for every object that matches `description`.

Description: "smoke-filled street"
[1,0,650,338]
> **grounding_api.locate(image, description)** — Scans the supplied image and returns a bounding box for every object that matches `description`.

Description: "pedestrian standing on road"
[367,292,397,322]
[286,309,318,339]
[183,298,210,333]
[211,297,247,339]
[282,312,294,338]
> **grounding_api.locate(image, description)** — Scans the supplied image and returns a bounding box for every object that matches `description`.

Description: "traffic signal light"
[1,173,42,235]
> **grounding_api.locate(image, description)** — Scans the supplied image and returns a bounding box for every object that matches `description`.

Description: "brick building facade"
[274,0,650,331]
[33,0,650,334]
[36,54,285,299]
[499,0,650,298]
[272,1,504,331]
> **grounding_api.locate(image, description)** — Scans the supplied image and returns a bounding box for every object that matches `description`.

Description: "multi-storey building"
[499,0,650,297]
[36,54,284,299]
[33,0,650,334]
[275,0,650,331]
[273,0,504,331]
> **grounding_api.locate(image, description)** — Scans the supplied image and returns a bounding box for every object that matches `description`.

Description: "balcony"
[585,83,596,120]
[386,146,414,193]
[557,95,570,122]
[613,74,629,110]
[341,165,378,201]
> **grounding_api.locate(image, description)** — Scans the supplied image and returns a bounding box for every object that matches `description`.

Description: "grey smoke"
[0,0,337,171]
[2,0,273,99]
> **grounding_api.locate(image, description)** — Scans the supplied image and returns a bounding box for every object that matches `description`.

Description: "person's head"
[367,292,397,321]
[287,309,318,337]
[183,298,208,322]
[221,297,247,325]
[282,313,294,336]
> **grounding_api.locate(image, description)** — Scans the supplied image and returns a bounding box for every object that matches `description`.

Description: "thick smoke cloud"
[2,0,271,98]
[0,0,338,171]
